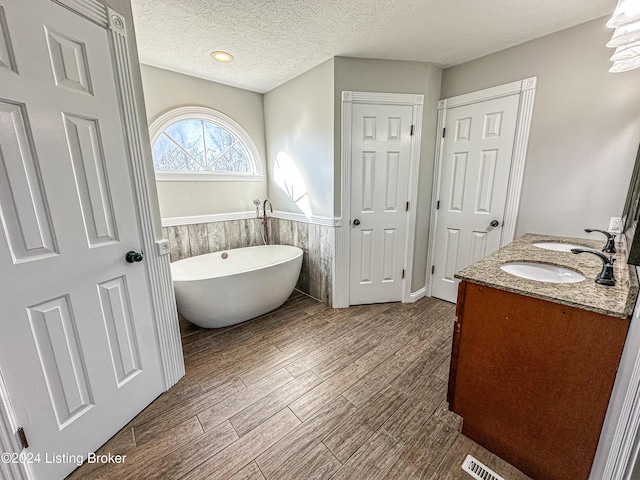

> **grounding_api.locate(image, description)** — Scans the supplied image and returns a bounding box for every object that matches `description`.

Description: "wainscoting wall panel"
[270,217,333,305]
[162,219,263,263]
[162,217,333,305]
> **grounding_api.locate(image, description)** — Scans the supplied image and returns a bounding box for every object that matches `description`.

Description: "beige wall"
[441,18,640,239]
[263,59,335,218]
[334,57,442,291]
[140,65,268,218]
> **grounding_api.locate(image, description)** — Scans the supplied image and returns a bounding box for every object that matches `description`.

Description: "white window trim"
[149,106,265,182]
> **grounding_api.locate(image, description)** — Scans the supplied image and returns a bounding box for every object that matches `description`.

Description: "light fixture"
[607,0,640,73]
[607,0,640,28]
[610,55,640,72]
[610,40,640,61]
[606,21,640,48]
[210,51,234,63]
[606,0,640,72]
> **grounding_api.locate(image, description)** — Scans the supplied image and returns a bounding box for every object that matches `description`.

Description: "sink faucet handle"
[584,228,617,254]
[571,248,616,286]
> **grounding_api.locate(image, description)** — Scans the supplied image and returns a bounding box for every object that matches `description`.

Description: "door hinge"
[410,125,414,136]
[431,265,435,274]
[442,127,446,138]
[406,201,409,212]
[402,269,406,279]
[436,200,440,210]
[17,427,28,449]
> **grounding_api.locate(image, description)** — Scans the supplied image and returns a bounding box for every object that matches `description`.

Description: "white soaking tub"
[170,245,303,328]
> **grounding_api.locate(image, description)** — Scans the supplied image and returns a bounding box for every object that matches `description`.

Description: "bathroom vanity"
[447,233,638,480]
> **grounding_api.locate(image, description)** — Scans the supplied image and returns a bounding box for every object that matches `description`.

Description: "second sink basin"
[532,242,588,252]
[500,262,585,283]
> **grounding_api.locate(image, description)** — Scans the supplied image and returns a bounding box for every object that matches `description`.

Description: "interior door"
[431,94,520,303]
[349,103,413,305]
[0,1,163,479]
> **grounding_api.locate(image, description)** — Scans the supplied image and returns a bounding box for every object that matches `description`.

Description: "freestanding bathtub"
[170,245,303,328]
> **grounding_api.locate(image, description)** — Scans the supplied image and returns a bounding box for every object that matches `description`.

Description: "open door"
[0,1,182,478]
[430,94,519,303]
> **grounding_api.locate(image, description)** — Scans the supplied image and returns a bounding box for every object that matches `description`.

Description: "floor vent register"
[461,454,506,480]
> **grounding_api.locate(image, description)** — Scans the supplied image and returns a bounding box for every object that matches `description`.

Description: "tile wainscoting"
[162,216,333,305]
[162,218,263,262]
[270,217,333,305]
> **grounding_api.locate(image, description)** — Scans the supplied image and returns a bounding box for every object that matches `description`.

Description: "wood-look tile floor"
[68,292,532,480]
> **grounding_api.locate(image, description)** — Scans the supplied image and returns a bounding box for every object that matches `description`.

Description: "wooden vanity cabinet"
[448,280,630,480]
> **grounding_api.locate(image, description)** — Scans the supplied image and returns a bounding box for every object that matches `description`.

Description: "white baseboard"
[409,287,426,302]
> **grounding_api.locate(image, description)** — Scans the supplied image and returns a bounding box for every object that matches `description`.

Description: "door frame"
[0,370,27,480]
[0,1,184,476]
[426,77,537,297]
[334,91,424,308]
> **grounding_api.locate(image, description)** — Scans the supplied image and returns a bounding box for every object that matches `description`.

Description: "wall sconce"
[606,0,640,72]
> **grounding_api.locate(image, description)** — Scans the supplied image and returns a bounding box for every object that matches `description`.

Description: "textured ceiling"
[131,0,614,93]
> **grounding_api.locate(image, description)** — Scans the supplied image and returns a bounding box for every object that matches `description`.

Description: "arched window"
[149,106,264,181]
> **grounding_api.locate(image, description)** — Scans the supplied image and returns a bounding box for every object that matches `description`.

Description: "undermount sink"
[532,242,588,252]
[500,262,585,283]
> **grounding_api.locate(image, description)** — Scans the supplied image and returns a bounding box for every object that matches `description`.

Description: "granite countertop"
[455,233,639,319]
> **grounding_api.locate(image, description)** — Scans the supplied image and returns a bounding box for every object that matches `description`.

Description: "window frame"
[149,106,265,182]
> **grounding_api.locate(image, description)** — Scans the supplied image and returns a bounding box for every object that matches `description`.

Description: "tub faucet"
[258,199,273,245]
[263,199,273,218]
[571,248,616,286]
[584,228,616,254]
[253,198,261,218]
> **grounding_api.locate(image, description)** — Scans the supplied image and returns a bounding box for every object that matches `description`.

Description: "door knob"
[490,220,500,228]
[125,251,143,263]
[353,219,361,226]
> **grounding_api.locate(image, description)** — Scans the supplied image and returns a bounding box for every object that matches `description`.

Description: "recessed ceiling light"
[211,51,234,63]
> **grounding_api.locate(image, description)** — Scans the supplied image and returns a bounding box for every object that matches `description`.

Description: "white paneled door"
[431,94,520,303]
[0,1,163,479]
[350,104,413,305]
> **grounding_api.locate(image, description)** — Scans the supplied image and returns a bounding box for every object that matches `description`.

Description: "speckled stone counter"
[455,233,639,319]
